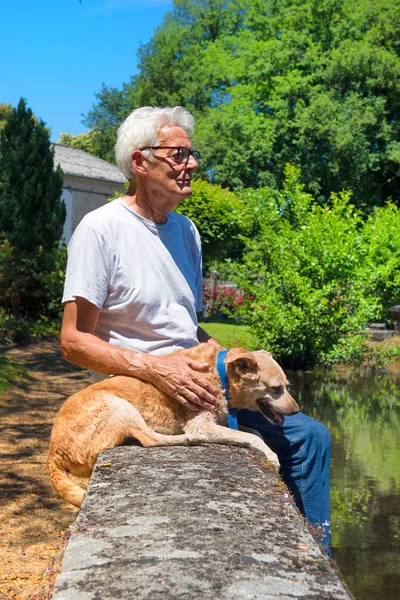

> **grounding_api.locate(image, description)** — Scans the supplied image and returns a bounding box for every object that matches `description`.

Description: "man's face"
[143,125,199,206]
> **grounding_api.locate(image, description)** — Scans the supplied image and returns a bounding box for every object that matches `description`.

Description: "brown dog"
[47,344,299,507]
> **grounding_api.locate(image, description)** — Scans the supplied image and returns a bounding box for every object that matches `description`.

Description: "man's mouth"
[256,399,284,426]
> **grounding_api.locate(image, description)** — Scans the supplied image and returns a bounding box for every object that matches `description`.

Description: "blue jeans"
[238,410,331,550]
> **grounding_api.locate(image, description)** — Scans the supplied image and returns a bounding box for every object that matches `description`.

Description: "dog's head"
[225,348,299,425]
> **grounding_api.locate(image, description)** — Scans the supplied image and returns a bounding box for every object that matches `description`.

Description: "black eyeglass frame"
[140,146,201,165]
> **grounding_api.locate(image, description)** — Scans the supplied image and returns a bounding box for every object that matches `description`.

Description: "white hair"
[115,106,195,180]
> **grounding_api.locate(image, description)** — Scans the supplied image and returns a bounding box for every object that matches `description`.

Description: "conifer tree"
[0,98,65,253]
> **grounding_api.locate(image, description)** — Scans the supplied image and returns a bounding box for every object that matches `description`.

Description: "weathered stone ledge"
[52,445,352,599]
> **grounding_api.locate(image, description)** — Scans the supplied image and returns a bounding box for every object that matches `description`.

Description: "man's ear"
[131,150,148,176]
[225,348,258,379]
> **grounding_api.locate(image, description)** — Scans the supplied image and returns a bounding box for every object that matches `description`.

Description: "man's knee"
[304,418,331,456]
[287,413,331,452]
[314,419,331,449]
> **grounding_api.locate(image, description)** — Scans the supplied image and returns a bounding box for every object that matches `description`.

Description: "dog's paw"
[251,437,280,469]
[265,450,280,469]
[258,444,280,468]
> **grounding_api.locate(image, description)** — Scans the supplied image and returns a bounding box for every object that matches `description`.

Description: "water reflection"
[288,369,400,600]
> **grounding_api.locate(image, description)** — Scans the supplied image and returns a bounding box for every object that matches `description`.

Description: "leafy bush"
[361,204,400,314]
[202,282,244,319]
[175,179,249,271]
[0,241,67,341]
[0,311,62,344]
[233,165,400,368]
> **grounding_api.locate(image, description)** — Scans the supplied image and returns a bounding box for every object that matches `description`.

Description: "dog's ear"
[225,348,258,379]
[253,349,273,358]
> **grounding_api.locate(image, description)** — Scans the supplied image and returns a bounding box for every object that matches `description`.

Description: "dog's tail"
[46,452,86,508]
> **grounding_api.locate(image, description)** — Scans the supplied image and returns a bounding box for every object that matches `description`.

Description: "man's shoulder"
[81,199,122,223]
[169,210,197,232]
[168,211,201,251]
[68,200,130,250]
[77,199,130,234]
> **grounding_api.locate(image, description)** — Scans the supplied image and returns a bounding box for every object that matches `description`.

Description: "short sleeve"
[62,225,115,309]
[193,224,203,312]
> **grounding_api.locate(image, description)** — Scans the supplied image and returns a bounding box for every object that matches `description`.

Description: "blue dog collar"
[216,349,238,430]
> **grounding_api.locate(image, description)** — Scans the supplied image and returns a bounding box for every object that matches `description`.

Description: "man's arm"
[61,297,219,413]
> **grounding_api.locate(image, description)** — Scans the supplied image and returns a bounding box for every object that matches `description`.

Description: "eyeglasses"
[140,146,201,165]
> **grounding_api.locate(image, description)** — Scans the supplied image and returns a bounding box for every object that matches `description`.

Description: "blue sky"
[1,0,173,141]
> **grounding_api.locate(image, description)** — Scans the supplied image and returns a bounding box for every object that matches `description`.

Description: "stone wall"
[52,445,352,600]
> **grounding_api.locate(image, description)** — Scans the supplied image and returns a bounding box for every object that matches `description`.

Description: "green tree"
[57,130,98,155]
[85,0,400,207]
[0,98,65,252]
[0,103,12,129]
[0,99,66,323]
[84,84,133,164]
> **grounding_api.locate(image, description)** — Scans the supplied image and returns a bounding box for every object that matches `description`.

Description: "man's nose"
[186,154,199,170]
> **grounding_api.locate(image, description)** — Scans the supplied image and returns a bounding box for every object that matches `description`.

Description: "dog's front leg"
[238,424,264,441]
[238,426,279,467]
[185,419,279,468]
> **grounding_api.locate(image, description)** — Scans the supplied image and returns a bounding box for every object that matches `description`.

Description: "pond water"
[288,367,400,600]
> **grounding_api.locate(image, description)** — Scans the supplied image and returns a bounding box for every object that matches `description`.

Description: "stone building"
[53,144,126,243]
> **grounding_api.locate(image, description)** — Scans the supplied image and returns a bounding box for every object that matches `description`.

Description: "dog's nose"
[288,394,300,414]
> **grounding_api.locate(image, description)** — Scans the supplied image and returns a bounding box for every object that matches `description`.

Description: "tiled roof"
[53,144,126,184]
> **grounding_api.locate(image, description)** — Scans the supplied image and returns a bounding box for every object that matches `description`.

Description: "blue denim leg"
[238,410,331,549]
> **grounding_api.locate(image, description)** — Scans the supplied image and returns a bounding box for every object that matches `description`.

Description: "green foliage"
[0,354,27,393]
[0,99,66,333]
[233,165,400,367]
[83,84,133,164]
[0,98,65,253]
[85,0,400,207]
[57,130,99,155]
[175,179,248,270]
[37,244,68,320]
[361,203,400,311]
[360,342,400,371]
[0,311,62,344]
[0,103,12,130]
[202,282,244,318]
[0,240,67,325]
[206,258,238,281]
[0,239,38,318]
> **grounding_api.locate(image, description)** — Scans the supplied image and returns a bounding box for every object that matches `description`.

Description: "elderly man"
[61,106,331,547]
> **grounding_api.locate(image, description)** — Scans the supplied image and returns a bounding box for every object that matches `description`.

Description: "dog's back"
[46,344,224,506]
[47,343,299,507]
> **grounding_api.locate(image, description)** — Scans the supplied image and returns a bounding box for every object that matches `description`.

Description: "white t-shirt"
[63,198,203,357]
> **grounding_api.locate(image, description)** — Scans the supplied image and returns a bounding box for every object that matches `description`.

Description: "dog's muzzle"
[256,399,284,426]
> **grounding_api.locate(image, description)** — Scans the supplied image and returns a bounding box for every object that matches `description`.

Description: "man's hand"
[61,299,220,412]
[147,355,220,412]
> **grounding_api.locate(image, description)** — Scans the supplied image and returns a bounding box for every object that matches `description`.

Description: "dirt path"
[0,341,92,600]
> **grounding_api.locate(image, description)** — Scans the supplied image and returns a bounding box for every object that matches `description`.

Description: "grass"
[0,355,27,393]
[199,319,258,349]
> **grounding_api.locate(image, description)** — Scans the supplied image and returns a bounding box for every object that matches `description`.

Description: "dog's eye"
[271,385,283,394]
